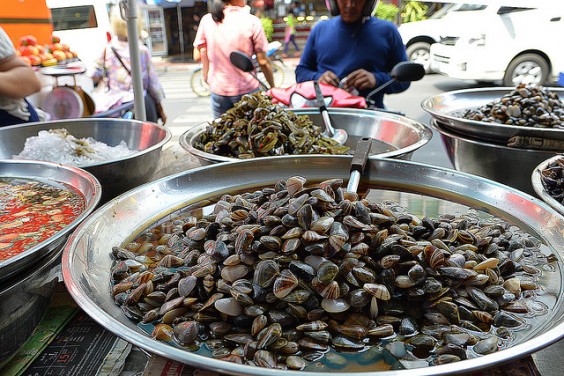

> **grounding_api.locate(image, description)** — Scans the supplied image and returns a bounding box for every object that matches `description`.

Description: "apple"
[28,55,41,66]
[51,35,60,44]
[21,45,39,56]
[52,50,67,62]
[20,35,37,46]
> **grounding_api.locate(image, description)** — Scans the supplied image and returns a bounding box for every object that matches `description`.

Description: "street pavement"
[152,56,455,170]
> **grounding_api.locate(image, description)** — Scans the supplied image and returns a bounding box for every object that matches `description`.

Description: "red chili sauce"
[0,177,86,261]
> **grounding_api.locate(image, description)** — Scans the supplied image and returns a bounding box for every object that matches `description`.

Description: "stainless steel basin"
[421,87,564,144]
[62,155,564,376]
[179,108,432,164]
[431,119,560,196]
[0,118,171,201]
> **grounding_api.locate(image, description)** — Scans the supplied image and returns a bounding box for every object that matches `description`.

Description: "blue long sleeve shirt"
[295,16,409,109]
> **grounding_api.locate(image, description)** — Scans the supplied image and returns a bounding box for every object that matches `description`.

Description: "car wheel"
[406,42,432,74]
[503,54,549,87]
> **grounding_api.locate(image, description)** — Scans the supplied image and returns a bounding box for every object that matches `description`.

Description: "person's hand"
[342,69,376,92]
[318,70,339,87]
[156,102,167,125]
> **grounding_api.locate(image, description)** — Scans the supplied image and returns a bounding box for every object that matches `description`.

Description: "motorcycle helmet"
[325,0,379,17]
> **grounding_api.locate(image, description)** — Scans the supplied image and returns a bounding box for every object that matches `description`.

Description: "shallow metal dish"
[531,154,564,216]
[179,108,432,164]
[0,249,62,368]
[430,119,560,196]
[0,159,101,284]
[421,87,564,143]
[0,118,171,201]
[62,156,564,376]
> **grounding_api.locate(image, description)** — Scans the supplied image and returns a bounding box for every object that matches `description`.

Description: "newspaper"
[1,283,541,376]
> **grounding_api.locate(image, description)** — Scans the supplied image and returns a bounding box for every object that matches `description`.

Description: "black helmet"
[325,0,379,17]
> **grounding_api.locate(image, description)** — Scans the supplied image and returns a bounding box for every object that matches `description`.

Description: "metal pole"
[177,4,185,58]
[120,0,146,121]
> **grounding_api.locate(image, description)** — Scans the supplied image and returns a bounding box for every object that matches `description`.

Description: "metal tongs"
[346,137,372,199]
[313,80,348,145]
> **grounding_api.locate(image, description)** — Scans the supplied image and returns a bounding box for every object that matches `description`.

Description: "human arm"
[143,49,167,124]
[200,47,209,83]
[0,55,41,99]
[91,47,107,87]
[256,51,274,88]
[370,24,410,96]
[251,16,274,88]
[193,47,201,63]
[192,16,208,82]
[155,102,167,124]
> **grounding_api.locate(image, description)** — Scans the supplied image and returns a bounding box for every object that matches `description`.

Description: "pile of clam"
[194,92,350,159]
[460,84,564,129]
[110,177,548,370]
[540,155,564,204]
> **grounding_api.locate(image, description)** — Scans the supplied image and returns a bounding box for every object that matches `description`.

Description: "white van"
[429,2,564,86]
[398,2,490,73]
[46,0,113,74]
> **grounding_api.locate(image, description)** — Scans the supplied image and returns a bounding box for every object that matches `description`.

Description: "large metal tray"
[421,87,564,143]
[179,108,432,164]
[531,154,564,217]
[62,156,564,376]
[0,159,101,284]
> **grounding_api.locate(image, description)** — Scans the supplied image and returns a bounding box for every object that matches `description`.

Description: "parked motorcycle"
[266,41,285,66]
[190,65,210,97]
[230,50,425,114]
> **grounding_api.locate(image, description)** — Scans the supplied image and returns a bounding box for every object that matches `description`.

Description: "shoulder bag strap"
[111,46,131,76]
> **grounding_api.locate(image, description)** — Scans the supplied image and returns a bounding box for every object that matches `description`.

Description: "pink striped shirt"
[193,6,268,96]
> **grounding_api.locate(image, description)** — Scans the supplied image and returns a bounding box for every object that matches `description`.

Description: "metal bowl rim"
[3,118,172,168]
[531,154,564,216]
[62,155,564,376]
[421,86,564,140]
[0,159,102,272]
[430,118,562,154]
[179,108,433,163]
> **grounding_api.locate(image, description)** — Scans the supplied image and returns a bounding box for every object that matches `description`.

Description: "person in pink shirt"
[193,0,275,118]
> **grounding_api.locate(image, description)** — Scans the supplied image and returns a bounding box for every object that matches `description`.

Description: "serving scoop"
[313,80,348,145]
[346,137,372,198]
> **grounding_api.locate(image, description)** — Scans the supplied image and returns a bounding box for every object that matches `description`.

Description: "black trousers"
[144,93,159,123]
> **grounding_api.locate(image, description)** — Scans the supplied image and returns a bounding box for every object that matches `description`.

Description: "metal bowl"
[0,159,101,284]
[421,87,564,144]
[62,156,564,376]
[0,118,171,201]
[531,154,564,216]
[179,108,432,164]
[0,249,62,368]
[430,119,561,196]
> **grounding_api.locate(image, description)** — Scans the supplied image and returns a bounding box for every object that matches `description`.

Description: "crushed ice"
[14,128,136,166]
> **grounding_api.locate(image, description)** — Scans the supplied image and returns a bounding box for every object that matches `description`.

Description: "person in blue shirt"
[295,0,409,109]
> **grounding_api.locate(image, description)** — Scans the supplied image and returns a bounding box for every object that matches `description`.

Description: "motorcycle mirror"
[365,61,426,107]
[230,51,254,73]
[391,61,425,82]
